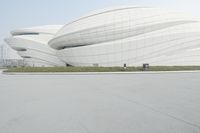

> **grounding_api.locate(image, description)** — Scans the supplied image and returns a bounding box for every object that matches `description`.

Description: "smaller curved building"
[5,25,65,67]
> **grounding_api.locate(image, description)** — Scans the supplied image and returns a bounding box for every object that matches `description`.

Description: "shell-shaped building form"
[49,6,200,66]
[5,25,65,67]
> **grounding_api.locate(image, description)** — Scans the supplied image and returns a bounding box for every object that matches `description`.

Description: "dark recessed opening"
[21,56,31,58]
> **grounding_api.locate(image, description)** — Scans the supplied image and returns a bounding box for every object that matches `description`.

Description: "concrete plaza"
[0,71,200,133]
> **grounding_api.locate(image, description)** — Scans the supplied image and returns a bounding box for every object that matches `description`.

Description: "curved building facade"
[5,25,65,67]
[49,6,200,66]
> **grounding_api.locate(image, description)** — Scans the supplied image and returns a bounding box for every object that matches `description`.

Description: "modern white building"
[5,6,200,67]
[49,6,200,67]
[5,25,65,67]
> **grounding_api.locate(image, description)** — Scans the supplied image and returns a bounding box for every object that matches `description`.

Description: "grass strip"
[4,66,200,73]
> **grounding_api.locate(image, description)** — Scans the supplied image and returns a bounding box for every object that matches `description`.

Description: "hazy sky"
[1,0,200,45]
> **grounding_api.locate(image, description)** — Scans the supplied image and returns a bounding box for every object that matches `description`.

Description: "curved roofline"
[80,5,148,19]
[59,5,190,30]
[54,6,152,35]
[50,6,191,46]
[11,31,51,36]
[4,36,48,45]
[11,25,63,36]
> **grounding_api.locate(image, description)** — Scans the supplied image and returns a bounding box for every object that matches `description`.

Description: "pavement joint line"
[2,70,200,75]
[114,94,200,130]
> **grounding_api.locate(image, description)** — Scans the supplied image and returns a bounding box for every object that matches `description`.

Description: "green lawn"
[4,66,200,73]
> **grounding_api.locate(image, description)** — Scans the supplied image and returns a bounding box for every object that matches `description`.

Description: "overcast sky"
[1,0,200,45]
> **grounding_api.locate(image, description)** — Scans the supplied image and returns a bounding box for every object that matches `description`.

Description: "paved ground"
[0,70,200,133]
